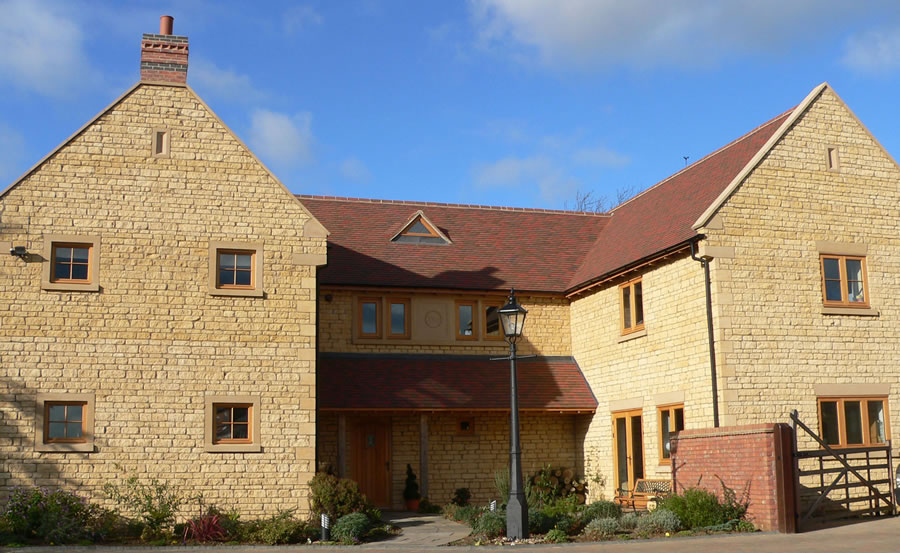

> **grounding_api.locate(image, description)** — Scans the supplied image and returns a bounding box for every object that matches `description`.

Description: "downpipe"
[690,239,719,428]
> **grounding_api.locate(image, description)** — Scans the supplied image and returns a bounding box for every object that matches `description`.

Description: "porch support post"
[337,414,347,478]
[420,414,429,499]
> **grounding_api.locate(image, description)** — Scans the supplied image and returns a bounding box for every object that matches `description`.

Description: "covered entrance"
[351,419,392,509]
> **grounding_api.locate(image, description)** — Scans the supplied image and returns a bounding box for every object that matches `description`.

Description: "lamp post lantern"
[499,288,529,540]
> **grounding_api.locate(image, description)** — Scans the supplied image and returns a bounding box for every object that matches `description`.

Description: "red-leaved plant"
[183,513,226,543]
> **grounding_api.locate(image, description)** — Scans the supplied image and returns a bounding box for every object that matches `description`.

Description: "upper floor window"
[387,298,410,339]
[208,241,263,297]
[818,397,888,447]
[620,277,644,335]
[483,301,504,341]
[390,211,451,245]
[214,404,252,444]
[41,235,101,292]
[820,255,868,307]
[456,300,477,340]
[358,297,383,338]
[52,244,91,283]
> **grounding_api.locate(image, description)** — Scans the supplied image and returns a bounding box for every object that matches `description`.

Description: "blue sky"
[1,1,900,210]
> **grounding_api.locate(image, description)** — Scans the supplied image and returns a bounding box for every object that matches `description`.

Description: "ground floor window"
[34,393,95,452]
[204,395,261,452]
[657,404,684,463]
[818,397,888,447]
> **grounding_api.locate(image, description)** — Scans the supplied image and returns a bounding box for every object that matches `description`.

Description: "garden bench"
[615,479,672,511]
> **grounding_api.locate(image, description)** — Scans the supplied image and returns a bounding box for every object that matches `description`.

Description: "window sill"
[821,306,879,316]
[204,443,262,453]
[618,328,647,343]
[41,282,100,292]
[35,442,94,453]
[209,288,264,298]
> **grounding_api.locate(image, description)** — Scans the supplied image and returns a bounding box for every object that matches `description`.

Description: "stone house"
[2,17,899,516]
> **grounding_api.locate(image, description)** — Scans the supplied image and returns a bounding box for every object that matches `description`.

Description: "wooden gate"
[790,410,896,531]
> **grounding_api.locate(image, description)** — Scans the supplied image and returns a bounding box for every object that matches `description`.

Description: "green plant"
[493,468,509,501]
[103,471,185,539]
[239,511,315,545]
[636,508,681,535]
[717,477,751,522]
[403,464,421,501]
[1,487,118,544]
[183,513,225,543]
[453,504,481,526]
[472,509,505,539]
[583,517,619,540]
[417,499,442,514]
[618,512,640,530]
[735,519,756,533]
[451,487,471,506]
[658,487,727,529]
[308,472,380,521]
[332,512,371,544]
[544,528,568,543]
[581,500,621,523]
[552,512,583,535]
[528,508,553,534]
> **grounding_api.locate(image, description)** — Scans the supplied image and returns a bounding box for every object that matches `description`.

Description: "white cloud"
[0,122,26,181]
[191,58,267,104]
[249,109,315,167]
[473,155,579,202]
[0,0,97,97]
[841,28,900,74]
[283,5,323,35]
[469,0,878,69]
[339,157,372,183]
[572,145,630,168]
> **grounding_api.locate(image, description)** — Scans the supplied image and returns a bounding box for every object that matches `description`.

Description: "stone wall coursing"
[671,424,794,532]
[319,290,571,357]
[0,84,324,517]
[699,88,900,454]
[570,255,714,500]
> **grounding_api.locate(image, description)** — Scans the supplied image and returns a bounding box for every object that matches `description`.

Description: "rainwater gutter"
[690,237,719,428]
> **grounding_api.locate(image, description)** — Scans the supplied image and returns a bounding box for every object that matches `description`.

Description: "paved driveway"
[11,515,898,553]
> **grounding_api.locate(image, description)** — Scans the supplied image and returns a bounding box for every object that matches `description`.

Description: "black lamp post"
[498,288,529,540]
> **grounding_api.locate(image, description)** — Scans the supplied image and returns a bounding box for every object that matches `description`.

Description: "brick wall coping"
[673,423,778,441]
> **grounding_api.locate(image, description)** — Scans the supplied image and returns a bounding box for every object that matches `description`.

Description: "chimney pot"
[160,15,174,35]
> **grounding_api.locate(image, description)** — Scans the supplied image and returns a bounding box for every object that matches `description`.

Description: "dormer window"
[390,211,451,245]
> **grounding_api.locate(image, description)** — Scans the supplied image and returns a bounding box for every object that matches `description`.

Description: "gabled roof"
[566,106,794,291]
[318,354,598,412]
[298,196,609,292]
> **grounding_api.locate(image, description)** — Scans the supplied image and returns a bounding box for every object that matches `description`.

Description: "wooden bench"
[615,479,673,511]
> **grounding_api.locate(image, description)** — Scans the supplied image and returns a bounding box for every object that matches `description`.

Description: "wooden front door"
[612,409,645,495]
[351,419,391,508]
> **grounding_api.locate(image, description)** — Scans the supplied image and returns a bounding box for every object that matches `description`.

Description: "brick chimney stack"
[140,15,189,84]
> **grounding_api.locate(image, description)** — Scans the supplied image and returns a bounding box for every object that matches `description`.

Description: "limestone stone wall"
[318,412,581,509]
[319,289,572,357]
[699,88,900,454]
[570,254,713,499]
[0,83,325,517]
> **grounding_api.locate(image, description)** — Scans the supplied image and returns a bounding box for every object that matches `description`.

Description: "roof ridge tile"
[297,194,611,217]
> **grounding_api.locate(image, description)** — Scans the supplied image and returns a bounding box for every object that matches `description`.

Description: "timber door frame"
[350,418,392,509]
[612,409,645,495]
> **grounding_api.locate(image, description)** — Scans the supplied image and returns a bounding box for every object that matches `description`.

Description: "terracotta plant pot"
[405,498,420,511]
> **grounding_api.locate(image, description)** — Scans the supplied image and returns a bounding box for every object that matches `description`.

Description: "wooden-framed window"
[820,255,868,307]
[482,300,504,341]
[42,235,101,292]
[208,241,263,297]
[620,277,644,335]
[204,395,261,452]
[387,297,411,339]
[213,404,252,444]
[34,393,95,452]
[217,250,255,289]
[390,211,451,245]
[455,300,477,340]
[358,297,383,339]
[657,404,685,463]
[818,397,889,447]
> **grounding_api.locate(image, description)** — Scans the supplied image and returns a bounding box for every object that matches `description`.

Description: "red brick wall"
[670,423,794,532]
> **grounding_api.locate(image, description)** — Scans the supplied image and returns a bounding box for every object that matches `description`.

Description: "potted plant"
[403,464,421,511]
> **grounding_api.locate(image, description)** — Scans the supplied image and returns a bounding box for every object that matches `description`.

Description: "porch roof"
[318,354,597,412]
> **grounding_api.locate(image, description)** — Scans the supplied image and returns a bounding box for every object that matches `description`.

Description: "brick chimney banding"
[140,15,188,84]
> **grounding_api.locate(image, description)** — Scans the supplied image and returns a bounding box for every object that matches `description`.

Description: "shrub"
[583,517,619,540]
[451,488,471,506]
[332,512,371,544]
[552,512,583,535]
[417,499,442,514]
[618,512,640,530]
[544,528,568,543]
[473,509,505,539]
[403,465,421,502]
[528,508,554,534]
[735,520,756,533]
[581,500,621,523]
[308,473,380,522]
[453,505,481,526]
[103,473,184,539]
[659,487,727,529]
[635,508,681,535]
[237,511,315,545]
[1,487,118,544]
[182,513,225,543]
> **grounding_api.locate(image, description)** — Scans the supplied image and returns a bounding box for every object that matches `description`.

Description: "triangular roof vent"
[390,210,451,245]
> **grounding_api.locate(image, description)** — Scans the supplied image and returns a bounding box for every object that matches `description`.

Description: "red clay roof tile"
[318,355,597,412]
